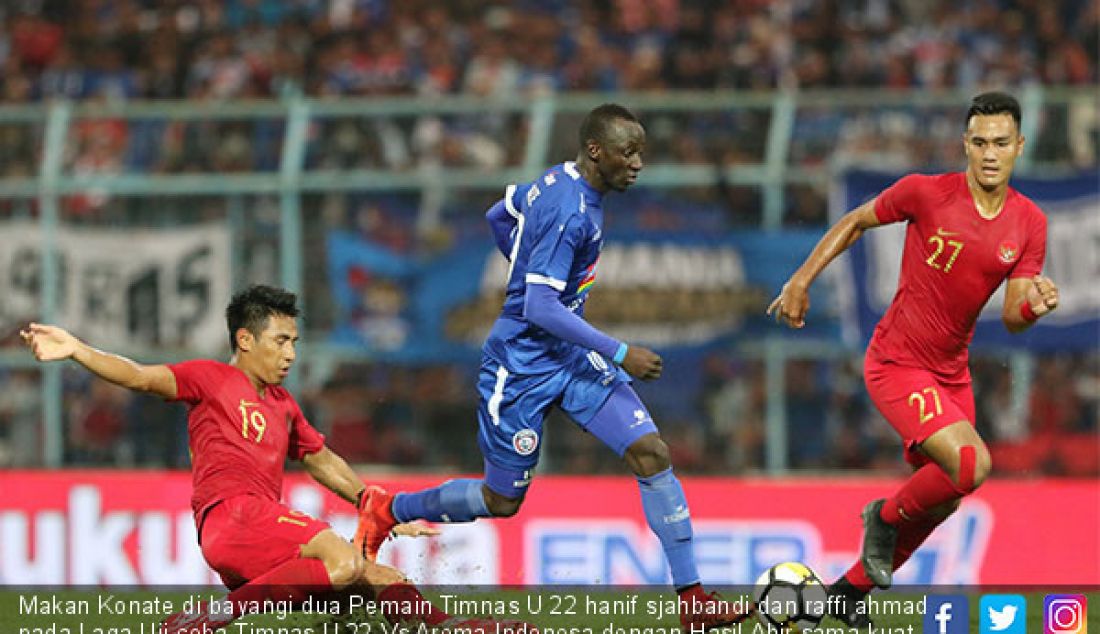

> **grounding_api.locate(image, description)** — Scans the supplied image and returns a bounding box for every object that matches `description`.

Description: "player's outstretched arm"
[20,323,178,399]
[767,199,882,328]
[523,283,661,380]
[302,447,440,538]
[303,446,370,505]
[1002,275,1059,333]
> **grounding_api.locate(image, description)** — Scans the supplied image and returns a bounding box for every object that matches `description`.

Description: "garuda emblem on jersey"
[997,240,1019,264]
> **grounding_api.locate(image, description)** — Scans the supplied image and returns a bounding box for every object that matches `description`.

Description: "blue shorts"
[476,350,656,496]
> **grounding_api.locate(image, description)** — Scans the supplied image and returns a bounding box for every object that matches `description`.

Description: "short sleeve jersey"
[483,161,606,373]
[169,360,326,517]
[870,172,1047,377]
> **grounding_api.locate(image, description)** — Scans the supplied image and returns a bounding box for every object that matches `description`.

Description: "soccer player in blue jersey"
[354,104,751,629]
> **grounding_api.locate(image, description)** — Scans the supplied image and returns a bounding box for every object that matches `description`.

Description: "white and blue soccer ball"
[753,562,828,632]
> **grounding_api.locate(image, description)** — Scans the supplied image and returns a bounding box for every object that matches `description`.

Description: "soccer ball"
[753,562,828,632]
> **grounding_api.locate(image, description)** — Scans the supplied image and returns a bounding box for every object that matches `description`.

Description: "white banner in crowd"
[0,223,231,352]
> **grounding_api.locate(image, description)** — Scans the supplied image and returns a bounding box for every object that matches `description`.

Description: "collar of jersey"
[563,161,603,201]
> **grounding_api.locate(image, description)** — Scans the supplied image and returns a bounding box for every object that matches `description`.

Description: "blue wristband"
[613,342,629,365]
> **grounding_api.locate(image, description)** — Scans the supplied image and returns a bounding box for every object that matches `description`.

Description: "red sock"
[880,463,966,525]
[892,515,942,570]
[842,561,875,594]
[377,582,449,626]
[227,557,332,618]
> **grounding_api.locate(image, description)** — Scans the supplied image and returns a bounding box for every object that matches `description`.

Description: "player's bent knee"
[625,434,670,477]
[483,488,524,517]
[971,444,992,490]
[301,529,364,590]
[955,444,991,493]
[487,498,522,517]
[324,553,365,590]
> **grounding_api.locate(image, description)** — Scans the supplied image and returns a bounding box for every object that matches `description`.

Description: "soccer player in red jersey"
[22,285,535,634]
[768,92,1060,625]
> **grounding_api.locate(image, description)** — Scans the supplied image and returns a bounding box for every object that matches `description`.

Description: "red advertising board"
[1,471,1096,586]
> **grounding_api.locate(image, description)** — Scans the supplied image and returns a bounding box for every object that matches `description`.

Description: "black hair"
[225,284,299,350]
[578,103,640,149]
[967,92,1021,130]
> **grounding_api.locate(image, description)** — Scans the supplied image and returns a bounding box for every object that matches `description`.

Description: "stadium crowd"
[4,0,1095,102]
[2,0,1097,191]
[0,0,1096,476]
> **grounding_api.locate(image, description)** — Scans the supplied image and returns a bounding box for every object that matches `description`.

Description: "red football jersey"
[869,172,1047,378]
[169,360,326,517]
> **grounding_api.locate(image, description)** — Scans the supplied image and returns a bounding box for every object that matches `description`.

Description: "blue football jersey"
[484,161,605,373]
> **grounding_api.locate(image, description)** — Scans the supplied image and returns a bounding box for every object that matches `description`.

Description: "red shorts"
[198,495,329,590]
[864,350,975,467]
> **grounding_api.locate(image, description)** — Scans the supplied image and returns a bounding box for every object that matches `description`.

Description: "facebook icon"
[925,596,969,634]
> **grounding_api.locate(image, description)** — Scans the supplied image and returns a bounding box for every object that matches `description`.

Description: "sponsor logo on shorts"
[513,429,539,456]
[513,470,533,489]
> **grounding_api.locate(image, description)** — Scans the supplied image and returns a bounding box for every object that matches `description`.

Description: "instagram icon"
[1045,595,1087,634]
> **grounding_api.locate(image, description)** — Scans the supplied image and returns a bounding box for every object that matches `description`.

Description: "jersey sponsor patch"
[998,240,1019,264]
[513,429,539,456]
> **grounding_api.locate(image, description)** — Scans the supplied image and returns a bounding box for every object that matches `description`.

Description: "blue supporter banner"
[326,229,831,362]
[835,170,1100,352]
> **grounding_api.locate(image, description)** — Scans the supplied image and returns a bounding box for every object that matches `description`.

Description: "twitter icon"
[981,594,1027,634]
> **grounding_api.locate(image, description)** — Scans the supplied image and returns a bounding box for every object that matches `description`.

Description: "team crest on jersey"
[997,240,1019,264]
[512,429,539,456]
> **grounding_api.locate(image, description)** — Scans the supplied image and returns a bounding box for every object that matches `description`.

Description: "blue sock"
[391,479,491,523]
[637,467,699,588]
